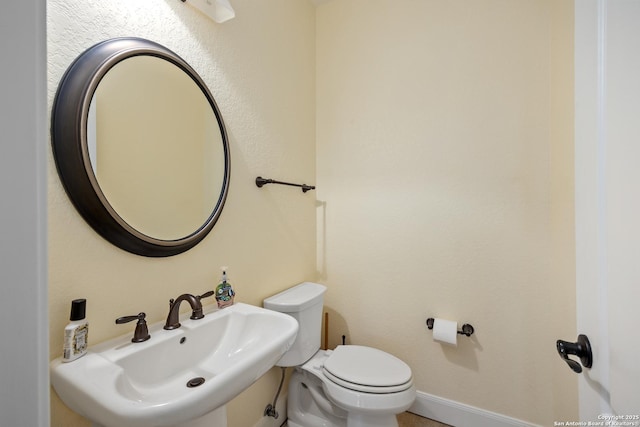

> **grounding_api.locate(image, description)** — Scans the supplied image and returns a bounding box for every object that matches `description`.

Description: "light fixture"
[181,0,235,23]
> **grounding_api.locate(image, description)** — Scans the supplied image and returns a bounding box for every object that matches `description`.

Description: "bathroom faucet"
[164,293,205,330]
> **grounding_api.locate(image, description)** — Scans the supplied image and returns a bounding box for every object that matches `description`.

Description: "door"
[575,0,640,419]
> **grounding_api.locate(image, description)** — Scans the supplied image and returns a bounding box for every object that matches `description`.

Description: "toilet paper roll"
[433,318,458,346]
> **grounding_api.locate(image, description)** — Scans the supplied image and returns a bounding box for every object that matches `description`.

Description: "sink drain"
[186,377,205,388]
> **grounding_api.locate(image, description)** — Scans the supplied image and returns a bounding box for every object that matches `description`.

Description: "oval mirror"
[51,37,230,257]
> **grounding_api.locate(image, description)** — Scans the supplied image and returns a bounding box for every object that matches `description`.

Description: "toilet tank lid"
[264,282,327,313]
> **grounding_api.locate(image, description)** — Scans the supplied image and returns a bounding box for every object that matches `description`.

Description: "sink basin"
[50,303,298,427]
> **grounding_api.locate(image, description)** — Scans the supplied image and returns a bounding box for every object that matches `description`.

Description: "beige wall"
[47,0,316,426]
[316,0,576,425]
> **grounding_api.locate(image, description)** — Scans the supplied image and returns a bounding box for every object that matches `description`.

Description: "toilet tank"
[263,282,327,367]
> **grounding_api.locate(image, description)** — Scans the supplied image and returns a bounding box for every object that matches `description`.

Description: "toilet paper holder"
[426,318,475,337]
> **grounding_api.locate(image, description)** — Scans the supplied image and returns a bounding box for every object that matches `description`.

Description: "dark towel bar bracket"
[255,176,315,193]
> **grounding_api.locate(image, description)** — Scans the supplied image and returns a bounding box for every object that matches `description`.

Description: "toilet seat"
[322,345,413,394]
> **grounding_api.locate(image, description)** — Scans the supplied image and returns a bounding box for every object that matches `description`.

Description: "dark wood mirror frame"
[51,37,230,257]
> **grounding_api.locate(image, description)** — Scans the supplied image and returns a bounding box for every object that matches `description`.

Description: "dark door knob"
[556,334,592,373]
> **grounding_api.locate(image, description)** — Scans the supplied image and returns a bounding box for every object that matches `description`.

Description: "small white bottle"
[62,299,89,362]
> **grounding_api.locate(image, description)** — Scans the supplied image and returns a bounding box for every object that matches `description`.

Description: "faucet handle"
[197,290,214,301]
[190,291,214,320]
[116,312,151,343]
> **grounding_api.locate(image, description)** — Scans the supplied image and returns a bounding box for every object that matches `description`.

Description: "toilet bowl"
[264,282,416,427]
[289,347,416,427]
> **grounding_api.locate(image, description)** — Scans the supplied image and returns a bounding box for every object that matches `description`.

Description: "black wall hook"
[556,334,592,374]
[426,318,475,337]
[256,176,315,193]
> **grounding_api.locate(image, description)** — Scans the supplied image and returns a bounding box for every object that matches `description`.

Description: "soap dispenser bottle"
[62,299,89,362]
[215,267,235,309]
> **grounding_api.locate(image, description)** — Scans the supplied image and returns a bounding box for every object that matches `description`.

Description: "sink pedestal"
[178,406,227,427]
[91,406,227,427]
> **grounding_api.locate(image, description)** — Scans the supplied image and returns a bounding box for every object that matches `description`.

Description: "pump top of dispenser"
[70,299,86,321]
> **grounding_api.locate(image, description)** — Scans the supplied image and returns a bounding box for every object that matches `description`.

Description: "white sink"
[50,303,298,427]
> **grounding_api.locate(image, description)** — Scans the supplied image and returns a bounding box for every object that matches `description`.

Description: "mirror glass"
[87,56,225,240]
[51,37,230,257]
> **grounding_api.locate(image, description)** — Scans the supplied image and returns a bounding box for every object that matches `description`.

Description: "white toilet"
[264,282,416,427]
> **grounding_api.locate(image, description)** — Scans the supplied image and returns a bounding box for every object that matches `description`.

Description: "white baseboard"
[252,389,539,427]
[409,390,541,427]
[253,393,288,427]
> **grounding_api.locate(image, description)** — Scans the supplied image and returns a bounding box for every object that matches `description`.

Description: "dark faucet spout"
[163,293,203,330]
